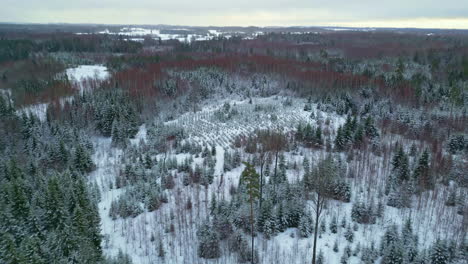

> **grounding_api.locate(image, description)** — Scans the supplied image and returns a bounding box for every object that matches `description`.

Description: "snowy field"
[77,27,235,42]
[65,64,109,94]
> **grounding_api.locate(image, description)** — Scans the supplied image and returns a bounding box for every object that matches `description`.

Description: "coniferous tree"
[241,162,260,264]
[298,212,314,238]
[413,149,431,190]
[344,225,354,242]
[430,240,449,264]
[330,215,338,233]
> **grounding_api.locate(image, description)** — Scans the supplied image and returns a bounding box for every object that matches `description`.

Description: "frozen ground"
[165,96,344,148]
[89,96,465,263]
[66,64,109,93]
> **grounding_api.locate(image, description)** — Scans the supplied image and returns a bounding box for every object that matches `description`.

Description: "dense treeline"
[0,99,103,263]
[0,39,36,62]
[0,57,73,106]
[47,88,141,147]
[0,34,142,64]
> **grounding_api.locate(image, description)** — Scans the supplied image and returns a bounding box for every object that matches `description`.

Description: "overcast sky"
[2,0,468,29]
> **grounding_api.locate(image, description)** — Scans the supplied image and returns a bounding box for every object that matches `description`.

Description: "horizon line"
[1,21,468,31]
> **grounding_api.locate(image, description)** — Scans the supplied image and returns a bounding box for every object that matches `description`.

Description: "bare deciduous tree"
[309,155,336,264]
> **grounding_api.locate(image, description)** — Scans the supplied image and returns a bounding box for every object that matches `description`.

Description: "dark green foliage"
[333,240,339,252]
[296,123,323,147]
[0,107,103,263]
[42,35,142,53]
[0,39,35,63]
[335,115,379,151]
[361,242,378,264]
[391,145,410,182]
[344,226,354,242]
[445,189,457,206]
[330,215,338,233]
[430,240,450,264]
[382,243,404,264]
[448,135,466,154]
[379,222,424,264]
[0,171,103,263]
[94,90,140,139]
[257,200,277,238]
[73,144,94,173]
[298,211,314,238]
[351,201,377,224]
[0,95,14,116]
[197,223,221,259]
[413,149,432,190]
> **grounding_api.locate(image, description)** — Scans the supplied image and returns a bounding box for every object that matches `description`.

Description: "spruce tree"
[430,240,449,264]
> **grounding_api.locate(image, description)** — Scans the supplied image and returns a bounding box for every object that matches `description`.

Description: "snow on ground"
[17,103,48,121]
[90,96,465,264]
[66,65,109,94]
[89,97,349,263]
[166,96,345,148]
[208,29,221,36]
[76,27,262,42]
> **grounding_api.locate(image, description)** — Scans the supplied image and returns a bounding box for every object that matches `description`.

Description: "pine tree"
[335,126,346,151]
[241,162,260,264]
[345,225,354,242]
[73,145,94,173]
[333,240,339,252]
[330,215,338,233]
[144,153,152,169]
[445,189,457,206]
[298,212,314,238]
[391,146,409,183]
[413,149,431,189]
[382,242,404,264]
[430,240,449,264]
[296,123,304,141]
[320,220,326,233]
[315,126,323,145]
[364,116,378,138]
[275,202,287,232]
[354,125,364,147]
[448,135,465,154]
[197,223,220,259]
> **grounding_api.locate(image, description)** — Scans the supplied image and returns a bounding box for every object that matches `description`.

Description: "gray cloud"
[1,0,468,28]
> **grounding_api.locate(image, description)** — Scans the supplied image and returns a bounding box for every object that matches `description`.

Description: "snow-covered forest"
[0,24,467,264]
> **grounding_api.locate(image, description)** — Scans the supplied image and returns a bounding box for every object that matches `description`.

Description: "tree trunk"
[312,195,321,264]
[250,198,255,264]
[273,150,278,192]
[259,157,264,211]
